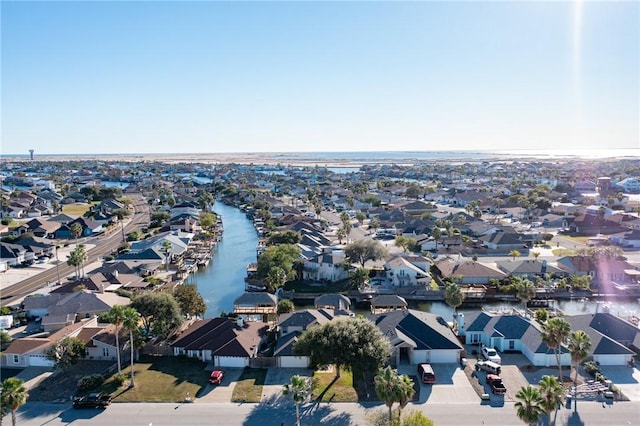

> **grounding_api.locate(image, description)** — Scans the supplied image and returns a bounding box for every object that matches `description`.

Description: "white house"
[302,248,349,283]
[384,256,432,288]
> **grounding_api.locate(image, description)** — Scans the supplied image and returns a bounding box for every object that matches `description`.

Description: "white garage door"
[594,354,627,366]
[216,356,248,368]
[280,356,309,368]
[29,354,54,367]
[429,350,459,364]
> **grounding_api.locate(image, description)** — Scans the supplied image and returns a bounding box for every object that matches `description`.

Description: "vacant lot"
[311,368,358,403]
[61,203,93,217]
[29,360,114,402]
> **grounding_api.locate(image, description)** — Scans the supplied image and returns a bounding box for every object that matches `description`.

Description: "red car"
[209,370,224,385]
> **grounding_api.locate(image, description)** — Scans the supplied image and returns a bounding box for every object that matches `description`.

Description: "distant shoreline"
[2,149,639,167]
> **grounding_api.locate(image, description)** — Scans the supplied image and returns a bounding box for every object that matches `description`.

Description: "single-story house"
[171,317,268,367]
[371,309,463,365]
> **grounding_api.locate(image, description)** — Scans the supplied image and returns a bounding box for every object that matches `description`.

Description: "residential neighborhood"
[1,155,639,426]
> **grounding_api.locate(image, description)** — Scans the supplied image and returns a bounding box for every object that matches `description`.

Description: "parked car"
[72,392,112,409]
[486,374,506,394]
[209,370,224,385]
[481,347,502,364]
[475,360,502,375]
[417,363,436,384]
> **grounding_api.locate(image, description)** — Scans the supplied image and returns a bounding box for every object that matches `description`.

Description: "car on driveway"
[209,370,224,385]
[475,360,502,375]
[481,347,502,364]
[486,374,506,394]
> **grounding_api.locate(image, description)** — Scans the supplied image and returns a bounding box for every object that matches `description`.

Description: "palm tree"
[121,307,140,388]
[514,385,543,426]
[70,222,83,245]
[567,330,592,410]
[431,227,441,251]
[542,317,571,383]
[1,377,29,426]
[515,278,536,314]
[162,240,172,271]
[538,375,564,425]
[106,305,127,374]
[374,366,403,426]
[509,249,521,260]
[444,281,464,319]
[283,375,310,426]
[349,267,369,290]
[396,374,415,422]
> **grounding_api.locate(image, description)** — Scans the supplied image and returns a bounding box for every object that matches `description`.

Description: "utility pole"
[55,245,61,284]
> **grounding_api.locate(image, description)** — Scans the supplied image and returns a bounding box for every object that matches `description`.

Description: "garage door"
[594,354,627,366]
[29,354,54,367]
[429,350,459,364]
[280,357,309,368]
[216,356,248,368]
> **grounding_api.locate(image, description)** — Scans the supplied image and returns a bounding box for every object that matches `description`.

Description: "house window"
[103,347,109,357]
[509,340,515,350]
[13,354,19,364]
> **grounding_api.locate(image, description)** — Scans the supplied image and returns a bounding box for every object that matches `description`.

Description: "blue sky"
[2,1,638,155]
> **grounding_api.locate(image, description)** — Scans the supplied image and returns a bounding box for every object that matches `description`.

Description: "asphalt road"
[15,400,640,426]
[1,195,149,307]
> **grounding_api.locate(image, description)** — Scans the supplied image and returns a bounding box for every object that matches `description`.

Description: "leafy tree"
[567,330,592,409]
[283,375,310,426]
[356,211,366,226]
[267,230,301,246]
[538,375,564,423]
[150,211,171,227]
[370,217,380,232]
[350,267,370,290]
[0,330,11,350]
[514,385,543,426]
[541,317,571,383]
[256,244,301,281]
[444,282,464,318]
[344,239,387,267]
[1,377,29,426]
[277,299,295,315]
[199,212,217,232]
[294,318,391,381]
[394,236,417,253]
[131,292,183,338]
[46,337,86,370]
[173,284,207,318]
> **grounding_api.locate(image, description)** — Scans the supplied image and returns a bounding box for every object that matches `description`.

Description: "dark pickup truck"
[72,392,113,409]
[486,374,507,394]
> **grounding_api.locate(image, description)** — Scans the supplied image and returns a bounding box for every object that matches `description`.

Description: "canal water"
[193,202,258,317]
[195,202,639,320]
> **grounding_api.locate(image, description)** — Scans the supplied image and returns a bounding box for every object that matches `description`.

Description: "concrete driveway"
[195,368,244,403]
[599,366,640,402]
[398,363,478,404]
[260,368,313,402]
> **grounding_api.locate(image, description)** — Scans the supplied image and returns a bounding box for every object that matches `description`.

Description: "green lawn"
[108,355,209,402]
[231,368,267,403]
[62,202,93,216]
[552,249,576,257]
[311,368,358,402]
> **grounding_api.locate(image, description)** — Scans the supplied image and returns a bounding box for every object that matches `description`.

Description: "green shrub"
[584,361,600,377]
[113,373,127,387]
[77,374,104,392]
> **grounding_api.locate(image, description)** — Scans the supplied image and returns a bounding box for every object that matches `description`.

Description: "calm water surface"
[193,202,258,317]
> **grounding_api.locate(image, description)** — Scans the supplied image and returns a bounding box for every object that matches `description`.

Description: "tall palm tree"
[283,375,310,426]
[542,317,571,383]
[374,366,403,426]
[106,305,127,374]
[349,267,369,290]
[514,385,543,426]
[538,375,564,425]
[396,374,415,423]
[122,307,140,388]
[516,278,536,315]
[444,281,464,319]
[1,377,29,426]
[162,240,172,271]
[567,330,592,410]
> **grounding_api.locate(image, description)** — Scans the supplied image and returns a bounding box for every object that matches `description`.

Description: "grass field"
[231,368,267,403]
[61,203,93,216]
[109,355,208,402]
